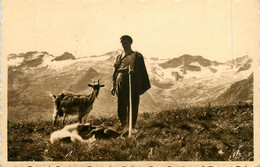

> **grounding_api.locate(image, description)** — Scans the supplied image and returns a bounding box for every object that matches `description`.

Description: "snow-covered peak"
[8,51,54,67]
[8,57,24,66]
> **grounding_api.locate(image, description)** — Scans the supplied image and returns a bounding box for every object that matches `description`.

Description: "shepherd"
[111,35,151,136]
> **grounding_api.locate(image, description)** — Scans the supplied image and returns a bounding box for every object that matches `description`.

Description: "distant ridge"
[160,54,221,69]
[52,52,76,61]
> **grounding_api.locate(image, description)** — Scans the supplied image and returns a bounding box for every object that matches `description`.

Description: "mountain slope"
[7,51,253,122]
[68,68,100,92]
[215,73,253,105]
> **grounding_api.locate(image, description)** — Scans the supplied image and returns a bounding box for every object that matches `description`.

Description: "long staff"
[128,66,132,137]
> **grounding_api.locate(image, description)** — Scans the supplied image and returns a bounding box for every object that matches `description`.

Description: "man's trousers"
[116,72,140,128]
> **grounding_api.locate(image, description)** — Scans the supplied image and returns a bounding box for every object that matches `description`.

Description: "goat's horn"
[98,79,100,84]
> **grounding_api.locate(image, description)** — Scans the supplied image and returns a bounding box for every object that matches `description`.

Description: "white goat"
[52,79,105,125]
[50,122,120,144]
[50,123,96,144]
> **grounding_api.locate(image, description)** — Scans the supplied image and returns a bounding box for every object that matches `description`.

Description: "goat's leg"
[78,107,88,124]
[62,114,67,125]
[82,112,90,124]
[81,106,92,124]
[52,108,59,126]
[53,115,58,126]
[78,115,82,124]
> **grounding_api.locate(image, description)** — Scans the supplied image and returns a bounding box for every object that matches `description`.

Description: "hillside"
[8,103,253,161]
[215,73,253,105]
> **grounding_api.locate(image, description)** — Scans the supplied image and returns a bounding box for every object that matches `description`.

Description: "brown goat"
[52,79,105,125]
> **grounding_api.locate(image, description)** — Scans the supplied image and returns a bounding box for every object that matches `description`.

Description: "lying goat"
[52,79,105,125]
[50,123,120,144]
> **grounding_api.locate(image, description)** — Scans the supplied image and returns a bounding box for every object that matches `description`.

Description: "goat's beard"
[95,91,99,99]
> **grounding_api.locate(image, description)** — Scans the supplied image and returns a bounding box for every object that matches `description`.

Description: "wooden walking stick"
[128,66,132,137]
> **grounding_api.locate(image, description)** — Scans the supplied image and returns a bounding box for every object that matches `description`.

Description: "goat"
[52,79,105,125]
[50,123,96,144]
[50,123,120,144]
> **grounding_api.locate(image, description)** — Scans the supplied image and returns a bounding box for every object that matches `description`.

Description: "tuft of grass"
[8,103,253,161]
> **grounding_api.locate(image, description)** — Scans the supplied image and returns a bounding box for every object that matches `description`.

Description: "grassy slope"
[8,103,253,161]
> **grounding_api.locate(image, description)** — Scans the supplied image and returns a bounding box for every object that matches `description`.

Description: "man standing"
[111,35,151,132]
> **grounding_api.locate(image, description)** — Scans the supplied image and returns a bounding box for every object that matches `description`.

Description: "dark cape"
[113,51,151,95]
[133,52,151,95]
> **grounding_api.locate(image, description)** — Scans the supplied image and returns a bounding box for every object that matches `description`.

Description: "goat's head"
[88,79,105,98]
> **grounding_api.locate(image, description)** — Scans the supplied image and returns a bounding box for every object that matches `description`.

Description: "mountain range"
[8,51,253,122]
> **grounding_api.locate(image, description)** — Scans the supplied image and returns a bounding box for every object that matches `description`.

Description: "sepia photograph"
[0,0,259,166]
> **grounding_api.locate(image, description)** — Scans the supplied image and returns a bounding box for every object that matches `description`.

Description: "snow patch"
[8,57,24,66]
[163,68,177,80]
[29,52,44,61]
[47,59,78,70]
[88,55,111,61]
[189,62,201,66]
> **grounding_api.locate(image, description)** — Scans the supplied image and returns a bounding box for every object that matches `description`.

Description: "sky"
[1,0,259,62]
